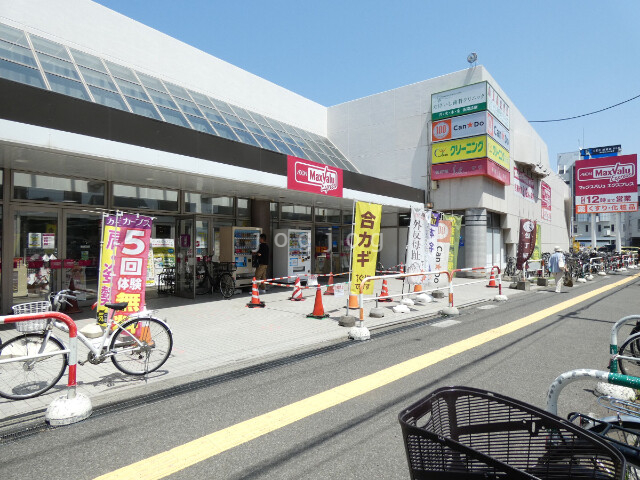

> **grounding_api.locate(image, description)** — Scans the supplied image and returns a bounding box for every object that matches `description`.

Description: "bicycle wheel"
[617,333,640,377]
[219,273,235,299]
[589,420,640,479]
[0,333,67,400]
[110,317,172,375]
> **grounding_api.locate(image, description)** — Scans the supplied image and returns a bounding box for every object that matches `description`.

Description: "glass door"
[12,207,60,305]
[64,211,101,307]
[175,215,196,298]
[314,227,332,274]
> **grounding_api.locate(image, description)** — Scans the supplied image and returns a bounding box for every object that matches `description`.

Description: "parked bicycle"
[195,257,236,298]
[0,290,173,400]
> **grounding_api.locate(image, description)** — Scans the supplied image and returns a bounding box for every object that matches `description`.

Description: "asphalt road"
[1,272,639,479]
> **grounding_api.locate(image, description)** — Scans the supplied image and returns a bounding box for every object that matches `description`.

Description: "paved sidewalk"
[1,275,529,420]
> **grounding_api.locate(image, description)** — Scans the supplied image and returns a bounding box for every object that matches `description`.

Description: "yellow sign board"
[350,201,382,295]
[486,136,510,170]
[431,135,486,164]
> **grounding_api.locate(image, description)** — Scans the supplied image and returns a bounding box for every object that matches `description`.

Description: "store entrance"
[314,227,332,275]
[175,215,196,299]
[64,211,101,307]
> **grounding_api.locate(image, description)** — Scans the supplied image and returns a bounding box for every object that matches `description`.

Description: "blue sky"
[95,0,639,171]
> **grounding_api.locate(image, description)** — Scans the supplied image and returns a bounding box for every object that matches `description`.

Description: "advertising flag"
[444,214,462,274]
[432,217,451,285]
[405,207,428,285]
[516,219,537,271]
[350,202,382,295]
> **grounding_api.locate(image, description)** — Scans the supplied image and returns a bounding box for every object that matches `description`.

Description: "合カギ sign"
[287,156,343,197]
[431,82,487,121]
[97,214,153,325]
[513,165,535,202]
[350,202,382,295]
[541,181,552,221]
[574,154,638,214]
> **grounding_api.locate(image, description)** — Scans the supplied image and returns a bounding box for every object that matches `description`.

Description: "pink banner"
[513,165,535,202]
[575,154,638,213]
[541,181,551,221]
[431,157,510,185]
[287,156,343,197]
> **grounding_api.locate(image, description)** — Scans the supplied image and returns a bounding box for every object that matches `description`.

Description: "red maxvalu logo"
[578,163,636,183]
[294,161,339,193]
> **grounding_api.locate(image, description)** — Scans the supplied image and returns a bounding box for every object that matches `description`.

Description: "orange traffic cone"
[324,272,335,295]
[378,278,393,302]
[290,277,304,301]
[487,272,497,288]
[307,286,329,319]
[247,278,266,308]
[413,283,423,293]
[134,320,154,345]
[65,277,82,314]
[348,293,359,309]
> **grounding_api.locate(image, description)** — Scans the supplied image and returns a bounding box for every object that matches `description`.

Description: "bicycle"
[195,257,236,298]
[0,290,173,400]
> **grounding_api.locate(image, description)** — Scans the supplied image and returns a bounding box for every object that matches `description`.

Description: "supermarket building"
[0,0,569,313]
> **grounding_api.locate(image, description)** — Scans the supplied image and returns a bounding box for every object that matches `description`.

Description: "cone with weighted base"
[487,272,497,288]
[290,277,304,301]
[246,278,265,308]
[377,279,393,302]
[307,286,329,319]
[348,294,359,309]
[324,272,335,295]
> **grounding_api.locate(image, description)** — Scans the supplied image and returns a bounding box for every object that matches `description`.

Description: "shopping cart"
[11,300,52,333]
[398,386,625,479]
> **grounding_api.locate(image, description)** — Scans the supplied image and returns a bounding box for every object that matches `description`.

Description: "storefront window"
[113,184,178,211]
[237,198,250,218]
[13,172,104,205]
[270,202,278,220]
[65,213,100,306]
[281,204,312,222]
[315,207,341,223]
[184,192,234,215]
[343,211,353,225]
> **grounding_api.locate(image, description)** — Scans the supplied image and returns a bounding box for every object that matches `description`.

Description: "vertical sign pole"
[345,200,355,316]
[591,213,597,250]
[615,212,622,253]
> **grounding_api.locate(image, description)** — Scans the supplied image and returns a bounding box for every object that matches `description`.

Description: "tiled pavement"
[0,276,527,419]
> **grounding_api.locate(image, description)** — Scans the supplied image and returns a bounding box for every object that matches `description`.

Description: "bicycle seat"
[105,302,128,311]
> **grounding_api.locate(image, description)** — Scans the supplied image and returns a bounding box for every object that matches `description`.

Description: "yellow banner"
[97,221,117,326]
[486,136,510,170]
[431,135,487,164]
[350,202,382,295]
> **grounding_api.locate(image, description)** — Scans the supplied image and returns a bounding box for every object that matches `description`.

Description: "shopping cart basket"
[11,300,52,333]
[398,386,625,479]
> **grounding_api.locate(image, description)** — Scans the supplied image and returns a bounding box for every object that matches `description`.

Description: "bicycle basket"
[12,301,52,333]
[398,386,625,479]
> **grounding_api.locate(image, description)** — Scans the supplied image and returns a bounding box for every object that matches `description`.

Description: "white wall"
[0,0,327,135]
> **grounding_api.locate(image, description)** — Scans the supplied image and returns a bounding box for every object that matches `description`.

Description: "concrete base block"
[577,278,587,283]
[338,315,357,327]
[619,267,628,272]
[348,325,370,341]
[369,307,385,318]
[415,293,433,304]
[598,271,607,276]
[494,294,508,302]
[586,274,594,281]
[441,306,460,316]
[509,282,518,289]
[45,393,93,426]
[392,304,410,314]
[432,290,445,299]
[516,281,530,291]
[537,278,549,286]
[595,381,636,401]
[400,297,414,306]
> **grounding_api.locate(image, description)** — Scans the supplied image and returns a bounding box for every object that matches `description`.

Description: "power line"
[529,93,640,123]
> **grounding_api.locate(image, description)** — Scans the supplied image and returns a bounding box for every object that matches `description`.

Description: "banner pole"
[345,199,356,316]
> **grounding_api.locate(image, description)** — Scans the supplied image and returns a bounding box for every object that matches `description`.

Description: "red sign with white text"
[287,156,343,197]
[541,181,552,221]
[574,154,638,213]
[431,157,510,185]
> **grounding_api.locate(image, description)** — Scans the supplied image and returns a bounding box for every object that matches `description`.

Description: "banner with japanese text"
[432,217,451,285]
[516,219,537,271]
[425,212,440,284]
[531,224,542,261]
[541,181,552,221]
[350,201,382,295]
[97,214,153,326]
[513,165,535,202]
[405,207,428,285]
[444,214,462,274]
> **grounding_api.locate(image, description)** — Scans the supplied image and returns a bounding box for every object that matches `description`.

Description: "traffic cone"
[134,320,154,345]
[348,293,359,309]
[247,278,266,308]
[307,286,329,319]
[65,277,82,314]
[324,272,335,295]
[413,283,423,293]
[487,272,497,288]
[396,263,404,280]
[290,277,304,301]
[378,278,393,302]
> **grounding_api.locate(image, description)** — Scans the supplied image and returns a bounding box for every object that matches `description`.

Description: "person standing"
[548,246,567,293]
[255,233,269,292]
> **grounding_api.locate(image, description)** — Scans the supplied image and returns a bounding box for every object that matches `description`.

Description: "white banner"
[405,207,428,284]
[514,165,535,202]
[425,211,438,285]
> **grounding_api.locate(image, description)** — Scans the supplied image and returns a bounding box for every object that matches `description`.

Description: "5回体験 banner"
[350,202,382,295]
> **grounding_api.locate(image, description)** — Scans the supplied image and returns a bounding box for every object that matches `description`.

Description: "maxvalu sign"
[432,111,509,150]
[287,156,343,197]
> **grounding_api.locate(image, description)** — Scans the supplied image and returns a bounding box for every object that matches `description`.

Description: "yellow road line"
[96,273,640,480]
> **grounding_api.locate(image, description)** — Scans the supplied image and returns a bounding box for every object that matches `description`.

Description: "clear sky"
[94,0,639,171]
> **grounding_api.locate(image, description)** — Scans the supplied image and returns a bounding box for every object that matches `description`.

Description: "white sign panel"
[486,82,510,129]
[486,111,510,151]
[431,82,487,121]
[405,207,428,285]
[513,166,535,202]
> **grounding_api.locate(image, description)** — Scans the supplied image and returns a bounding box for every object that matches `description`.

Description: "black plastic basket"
[398,386,625,479]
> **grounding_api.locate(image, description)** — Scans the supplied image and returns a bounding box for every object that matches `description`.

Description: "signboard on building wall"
[431,158,510,185]
[486,136,510,171]
[580,145,621,158]
[431,82,487,121]
[513,165,535,202]
[486,82,510,129]
[541,181,552,221]
[287,156,343,197]
[432,135,486,164]
[574,154,638,213]
[431,111,510,151]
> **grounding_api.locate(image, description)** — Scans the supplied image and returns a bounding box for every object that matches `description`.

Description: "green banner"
[531,225,542,261]
[444,214,462,273]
